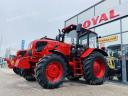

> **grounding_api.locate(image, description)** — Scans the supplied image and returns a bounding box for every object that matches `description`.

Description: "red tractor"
[6,24,108,89]
[5,50,28,76]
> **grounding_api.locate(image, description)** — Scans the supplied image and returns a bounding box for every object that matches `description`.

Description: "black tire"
[67,76,80,81]
[13,67,22,76]
[117,74,122,81]
[83,52,107,85]
[22,69,36,81]
[36,54,67,89]
[25,75,36,81]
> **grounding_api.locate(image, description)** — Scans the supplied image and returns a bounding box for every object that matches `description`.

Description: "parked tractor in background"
[5,24,108,89]
[106,44,122,80]
[5,50,28,75]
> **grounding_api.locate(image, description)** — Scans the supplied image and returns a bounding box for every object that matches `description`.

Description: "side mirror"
[76,24,82,32]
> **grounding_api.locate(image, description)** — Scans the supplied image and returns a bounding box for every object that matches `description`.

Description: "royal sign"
[82,9,120,29]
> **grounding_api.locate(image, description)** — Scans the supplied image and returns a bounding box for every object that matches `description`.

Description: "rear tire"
[36,54,67,89]
[83,52,107,85]
[22,69,36,81]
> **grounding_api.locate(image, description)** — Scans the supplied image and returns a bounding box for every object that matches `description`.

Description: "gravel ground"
[0,68,128,96]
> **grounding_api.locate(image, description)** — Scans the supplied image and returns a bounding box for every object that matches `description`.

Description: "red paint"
[93,59,105,78]
[110,9,120,19]
[99,13,108,23]
[46,61,63,83]
[83,20,91,29]
[91,16,99,25]
[4,58,13,68]
[83,9,120,28]
[15,57,30,69]
[81,48,95,58]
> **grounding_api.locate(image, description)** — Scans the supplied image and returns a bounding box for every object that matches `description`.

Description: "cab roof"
[62,24,97,35]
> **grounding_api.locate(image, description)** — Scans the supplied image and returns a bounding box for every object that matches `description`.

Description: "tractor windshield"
[64,30,77,44]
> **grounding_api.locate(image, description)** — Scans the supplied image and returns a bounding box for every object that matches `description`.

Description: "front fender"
[14,57,30,69]
[50,50,69,64]
[81,48,108,58]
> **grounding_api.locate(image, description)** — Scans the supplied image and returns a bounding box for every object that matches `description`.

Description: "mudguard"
[81,48,108,58]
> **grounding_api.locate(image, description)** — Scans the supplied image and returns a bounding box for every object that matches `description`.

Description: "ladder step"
[74,74,82,76]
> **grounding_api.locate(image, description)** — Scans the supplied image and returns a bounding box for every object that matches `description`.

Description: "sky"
[0,0,101,57]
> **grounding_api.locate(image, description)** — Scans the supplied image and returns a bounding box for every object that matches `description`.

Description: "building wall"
[65,0,128,82]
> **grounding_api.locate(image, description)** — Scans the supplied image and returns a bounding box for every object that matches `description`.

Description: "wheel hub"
[46,61,63,83]
[93,59,105,78]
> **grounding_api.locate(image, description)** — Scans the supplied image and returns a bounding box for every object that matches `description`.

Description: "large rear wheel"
[83,52,107,85]
[36,54,67,89]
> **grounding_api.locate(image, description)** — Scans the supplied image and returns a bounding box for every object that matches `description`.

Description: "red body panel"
[81,48,95,58]
[14,57,30,69]
[6,39,71,69]
[32,39,71,56]
[5,50,28,69]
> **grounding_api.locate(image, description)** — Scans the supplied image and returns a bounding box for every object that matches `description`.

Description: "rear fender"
[14,57,30,69]
[81,48,108,58]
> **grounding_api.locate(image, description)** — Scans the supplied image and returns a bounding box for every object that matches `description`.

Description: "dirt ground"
[0,68,128,96]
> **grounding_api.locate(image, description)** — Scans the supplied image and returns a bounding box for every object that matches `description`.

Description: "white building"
[65,0,128,83]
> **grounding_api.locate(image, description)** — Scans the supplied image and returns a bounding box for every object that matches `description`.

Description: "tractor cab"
[56,24,99,57]
[56,24,99,49]
[62,24,98,48]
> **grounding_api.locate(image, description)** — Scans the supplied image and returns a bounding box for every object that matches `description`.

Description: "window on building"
[78,8,94,25]
[95,20,121,37]
[122,17,128,32]
[122,32,128,44]
[122,32,128,81]
[95,0,120,15]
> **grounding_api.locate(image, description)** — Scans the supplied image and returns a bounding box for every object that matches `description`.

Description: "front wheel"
[13,67,22,76]
[22,69,36,81]
[36,54,67,89]
[83,52,107,85]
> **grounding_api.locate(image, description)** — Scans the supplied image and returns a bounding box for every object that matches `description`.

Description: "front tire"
[13,67,22,76]
[83,52,107,85]
[36,54,67,89]
[22,69,36,81]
